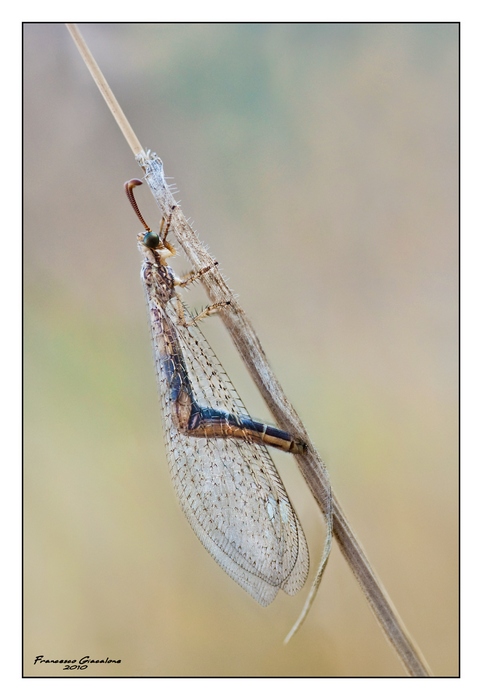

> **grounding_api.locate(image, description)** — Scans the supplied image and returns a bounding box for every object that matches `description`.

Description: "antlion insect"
[125,178,312,610]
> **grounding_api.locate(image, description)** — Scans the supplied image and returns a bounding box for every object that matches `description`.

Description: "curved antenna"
[124,179,151,231]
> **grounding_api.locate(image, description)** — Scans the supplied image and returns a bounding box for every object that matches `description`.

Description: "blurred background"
[23,23,458,677]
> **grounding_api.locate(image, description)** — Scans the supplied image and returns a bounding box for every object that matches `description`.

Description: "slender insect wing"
[152,301,309,605]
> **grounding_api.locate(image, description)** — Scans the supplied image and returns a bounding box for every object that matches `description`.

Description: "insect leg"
[174,293,231,327]
[176,261,219,288]
[186,301,231,325]
[160,205,176,244]
[173,261,231,326]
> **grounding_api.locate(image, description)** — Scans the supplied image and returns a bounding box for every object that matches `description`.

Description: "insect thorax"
[141,259,176,305]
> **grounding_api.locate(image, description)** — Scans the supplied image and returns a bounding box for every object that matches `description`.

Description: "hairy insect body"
[126,179,309,606]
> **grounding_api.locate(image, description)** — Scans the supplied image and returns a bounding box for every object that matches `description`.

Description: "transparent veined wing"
[148,296,309,606]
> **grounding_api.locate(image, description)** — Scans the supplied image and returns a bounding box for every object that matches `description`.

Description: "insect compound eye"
[143,231,160,248]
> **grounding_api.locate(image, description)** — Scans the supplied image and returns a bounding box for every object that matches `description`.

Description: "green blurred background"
[23,23,458,677]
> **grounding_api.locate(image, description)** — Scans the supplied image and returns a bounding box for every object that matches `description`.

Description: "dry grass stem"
[66,24,144,157]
